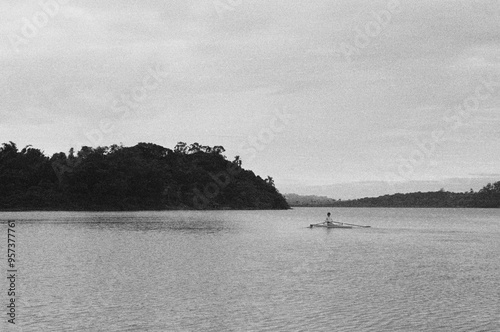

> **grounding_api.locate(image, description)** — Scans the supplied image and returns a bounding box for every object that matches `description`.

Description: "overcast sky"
[1,0,499,198]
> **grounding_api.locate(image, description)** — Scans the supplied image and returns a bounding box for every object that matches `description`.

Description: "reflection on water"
[4,211,236,234]
[75,220,231,234]
[0,208,499,332]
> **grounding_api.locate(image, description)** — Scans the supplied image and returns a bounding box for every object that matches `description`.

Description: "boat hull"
[310,224,353,229]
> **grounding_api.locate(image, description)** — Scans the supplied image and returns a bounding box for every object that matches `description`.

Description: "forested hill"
[284,193,337,207]
[330,184,500,208]
[0,142,290,211]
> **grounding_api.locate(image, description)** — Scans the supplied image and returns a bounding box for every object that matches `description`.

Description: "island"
[283,193,337,207]
[286,184,500,208]
[0,142,290,211]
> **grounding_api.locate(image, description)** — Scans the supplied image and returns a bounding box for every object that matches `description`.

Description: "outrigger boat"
[309,223,352,229]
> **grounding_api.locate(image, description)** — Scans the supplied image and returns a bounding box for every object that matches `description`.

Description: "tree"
[0,142,18,159]
[212,146,225,155]
[479,183,493,194]
[232,155,242,167]
[188,142,201,154]
[265,176,275,187]
[174,142,188,154]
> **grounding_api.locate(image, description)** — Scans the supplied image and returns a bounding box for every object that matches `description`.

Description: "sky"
[1,0,500,199]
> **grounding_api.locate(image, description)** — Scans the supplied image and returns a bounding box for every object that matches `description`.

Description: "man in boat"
[325,212,334,226]
[325,212,344,226]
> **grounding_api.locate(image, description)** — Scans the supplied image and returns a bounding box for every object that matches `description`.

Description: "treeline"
[284,193,337,207]
[0,142,290,211]
[330,185,500,208]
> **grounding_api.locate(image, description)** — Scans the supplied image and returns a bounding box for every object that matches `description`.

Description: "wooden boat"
[309,223,353,229]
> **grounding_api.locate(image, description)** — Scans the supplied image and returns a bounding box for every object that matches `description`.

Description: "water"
[1,208,499,331]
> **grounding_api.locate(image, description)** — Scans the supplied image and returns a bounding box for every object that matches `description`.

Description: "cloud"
[1,0,499,195]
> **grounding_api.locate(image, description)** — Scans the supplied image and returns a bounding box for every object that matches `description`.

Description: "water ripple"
[2,208,499,331]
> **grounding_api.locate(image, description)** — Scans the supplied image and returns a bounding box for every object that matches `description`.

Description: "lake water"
[1,208,499,331]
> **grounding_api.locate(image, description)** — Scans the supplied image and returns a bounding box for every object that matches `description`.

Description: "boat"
[309,223,353,229]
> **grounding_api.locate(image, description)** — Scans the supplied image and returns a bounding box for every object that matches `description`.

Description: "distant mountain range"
[286,181,500,208]
[280,177,500,201]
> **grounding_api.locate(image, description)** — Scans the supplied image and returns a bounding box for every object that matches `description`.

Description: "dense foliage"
[283,193,337,207]
[330,186,500,208]
[0,142,289,211]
